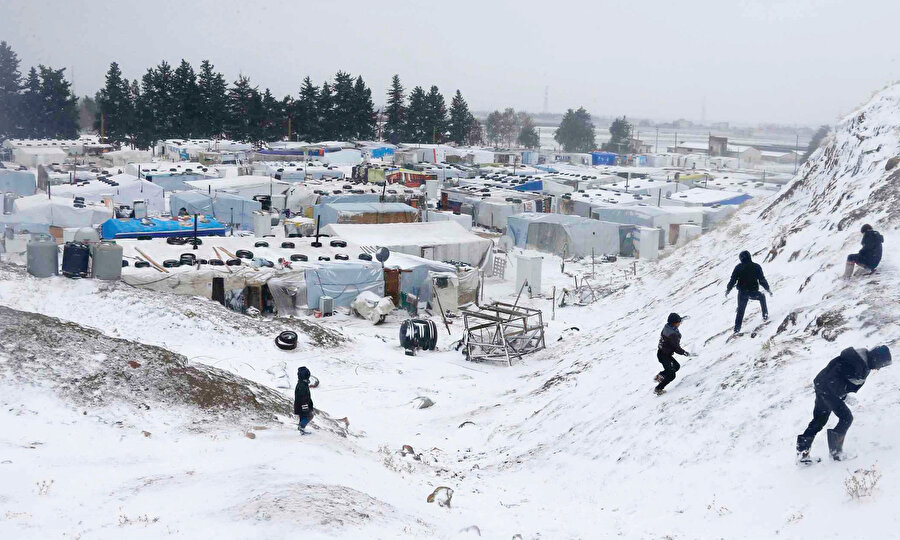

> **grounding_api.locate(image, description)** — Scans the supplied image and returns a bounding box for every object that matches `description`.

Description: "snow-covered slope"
[430,85,900,537]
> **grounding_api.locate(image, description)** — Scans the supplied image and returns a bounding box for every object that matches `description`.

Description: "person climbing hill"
[726,250,772,334]
[844,224,883,277]
[654,313,690,395]
[796,345,892,463]
[294,366,315,433]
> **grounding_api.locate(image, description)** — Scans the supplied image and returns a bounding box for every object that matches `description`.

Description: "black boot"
[796,434,814,463]
[827,429,846,461]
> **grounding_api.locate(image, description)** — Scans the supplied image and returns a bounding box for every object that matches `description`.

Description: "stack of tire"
[399,319,438,354]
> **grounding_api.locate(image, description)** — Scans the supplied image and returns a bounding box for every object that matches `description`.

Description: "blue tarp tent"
[304,262,384,308]
[371,147,395,159]
[513,180,544,192]
[591,152,617,166]
[101,217,226,239]
[0,169,37,196]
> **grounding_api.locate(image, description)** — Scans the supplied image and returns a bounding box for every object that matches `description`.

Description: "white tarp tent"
[425,210,473,230]
[51,174,166,214]
[322,221,493,268]
[104,149,152,166]
[506,213,622,257]
[5,194,113,228]
[13,147,68,167]
[184,175,290,199]
[0,169,37,196]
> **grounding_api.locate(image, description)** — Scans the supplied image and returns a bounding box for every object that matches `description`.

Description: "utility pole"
[655,127,659,154]
[794,133,799,174]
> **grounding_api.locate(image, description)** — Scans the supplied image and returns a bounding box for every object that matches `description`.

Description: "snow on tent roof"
[313,202,418,227]
[506,213,622,257]
[5,194,113,228]
[0,169,37,196]
[51,173,166,214]
[184,175,289,193]
[668,188,752,206]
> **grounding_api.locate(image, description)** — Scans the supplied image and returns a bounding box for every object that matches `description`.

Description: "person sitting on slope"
[844,224,883,277]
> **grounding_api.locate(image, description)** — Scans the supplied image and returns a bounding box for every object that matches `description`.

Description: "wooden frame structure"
[462,302,546,366]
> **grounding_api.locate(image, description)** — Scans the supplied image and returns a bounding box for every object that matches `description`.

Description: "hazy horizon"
[2,0,897,128]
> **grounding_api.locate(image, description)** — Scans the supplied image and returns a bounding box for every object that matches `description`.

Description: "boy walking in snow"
[294,366,315,433]
[796,345,892,463]
[726,250,772,334]
[844,224,883,277]
[654,313,691,395]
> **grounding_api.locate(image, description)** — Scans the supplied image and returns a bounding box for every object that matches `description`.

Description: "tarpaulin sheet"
[52,174,165,214]
[6,194,112,228]
[0,169,37,196]
[507,213,621,257]
[313,202,418,227]
[169,191,261,229]
[100,216,226,239]
[304,262,384,309]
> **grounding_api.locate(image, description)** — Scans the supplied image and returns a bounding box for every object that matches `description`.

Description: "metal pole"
[193,213,199,250]
[655,127,659,154]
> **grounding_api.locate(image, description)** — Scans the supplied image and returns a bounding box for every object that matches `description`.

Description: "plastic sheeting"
[506,213,621,257]
[183,176,289,199]
[313,202,418,227]
[52,174,166,215]
[267,272,309,317]
[425,210,473,230]
[305,262,384,309]
[169,191,262,229]
[0,169,37,196]
[100,216,226,239]
[4,194,112,228]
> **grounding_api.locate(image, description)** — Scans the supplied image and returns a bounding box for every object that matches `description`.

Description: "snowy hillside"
[427,85,900,537]
[1,85,899,539]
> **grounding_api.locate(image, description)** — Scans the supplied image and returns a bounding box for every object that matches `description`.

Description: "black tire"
[254,241,269,248]
[290,254,308,262]
[235,249,253,259]
[281,242,295,249]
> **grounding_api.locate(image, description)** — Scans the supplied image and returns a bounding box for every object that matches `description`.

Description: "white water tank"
[638,228,660,260]
[319,295,334,316]
[26,234,59,277]
[516,255,542,296]
[252,211,271,237]
[92,241,123,280]
[678,224,702,247]
[133,200,148,219]
[425,179,440,200]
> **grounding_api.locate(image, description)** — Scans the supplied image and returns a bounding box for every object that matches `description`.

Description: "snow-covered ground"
[2,85,899,538]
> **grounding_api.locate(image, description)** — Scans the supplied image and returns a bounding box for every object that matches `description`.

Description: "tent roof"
[323,220,487,247]
[184,175,290,192]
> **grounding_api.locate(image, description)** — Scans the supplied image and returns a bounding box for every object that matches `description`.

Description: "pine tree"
[133,69,159,149]
[19,68,42,137]
[466,114,483,145]
[196,60,228,138]
[35,66,78,139]
[405,86,427,143]
[352,75,376,140]
[317,81,335,140]
[294,77,318,141]
[517,113,539,149]
[259,88,283,142]
[383,74,406,144]
[281,95,294,141]
[171,59,199,138]
[78,95,98,131]
[0,41,22,140]
[448,90,472,145]
[555,107,596,152]
[331,71,355,141]
[94,62,134,145]
[225,75,260,143]
[602,116,631,153]
[424,85,448,144]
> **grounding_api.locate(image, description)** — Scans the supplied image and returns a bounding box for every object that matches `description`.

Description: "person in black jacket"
[654,313,691,395]
[844,224,884,277]
[294,366,315,432]
[797,345,892,462]
[726,250,772,334]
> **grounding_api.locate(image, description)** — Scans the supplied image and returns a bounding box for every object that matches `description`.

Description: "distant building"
[667,141,709,154]
[726,145,761,167]
[629,138,653,154]
[708,135,728,156]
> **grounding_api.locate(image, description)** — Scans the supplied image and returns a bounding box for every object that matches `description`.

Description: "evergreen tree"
[196,60,228,138]
[331,71,355,140]
[405,86,428,143]
[133,69,159,149]
[171,59,199,137]
[31,66,78,139]
[78,95,98,131]
[554,107,596,152]
[448,90,472,145]
[383,74,406,144]
[19,68,42,137]
[281,95,294,141]
[424,85,448,144]
[602,116,632,153]
[352,75,376,140]
[317,81,335,140]
[225,75,261,143]
[127,79,142,148]
[259,88,283,142]
[517,113,539,149]
[294,77,318,141]
[0,41,22,140]
[94,62,134,145]
[803,124,830,163]
[150,61,176,139]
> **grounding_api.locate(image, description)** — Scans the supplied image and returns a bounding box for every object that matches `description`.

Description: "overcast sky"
[2,0,897,126]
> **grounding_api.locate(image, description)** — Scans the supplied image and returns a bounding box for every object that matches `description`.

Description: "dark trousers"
[735,290,768,332]
[799,389,853,447]
[847,253,876,270]
[655,351,680,391]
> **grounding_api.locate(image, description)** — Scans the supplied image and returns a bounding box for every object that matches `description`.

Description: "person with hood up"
[796,345,892,463]
[293,366,315,433]
[844,224,884,277]
[726,250,772,334]
[654,313,691,395]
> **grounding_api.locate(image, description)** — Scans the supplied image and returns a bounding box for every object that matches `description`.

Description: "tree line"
[0,41,80,141]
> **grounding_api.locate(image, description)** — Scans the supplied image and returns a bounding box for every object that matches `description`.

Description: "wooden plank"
[135,248,168,273]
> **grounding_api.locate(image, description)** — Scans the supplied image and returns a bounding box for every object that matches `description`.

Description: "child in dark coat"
[654,313,691,395]
[294,366,315,432]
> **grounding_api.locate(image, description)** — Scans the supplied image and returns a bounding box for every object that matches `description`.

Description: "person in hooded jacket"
[294,366,315,432]
[726,250,772,334]
[844,224,884,277]
[654,313,691,395]
[796,345,892,463]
